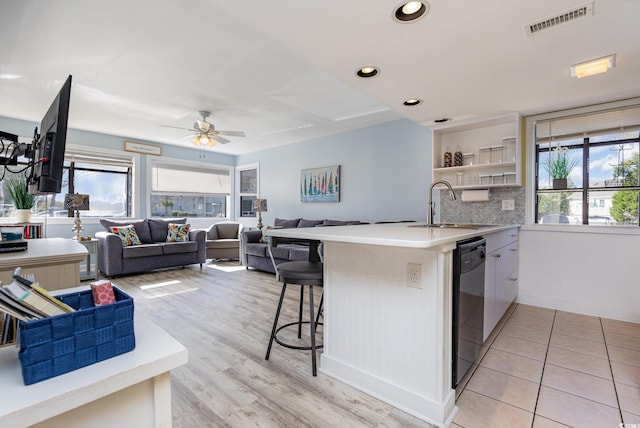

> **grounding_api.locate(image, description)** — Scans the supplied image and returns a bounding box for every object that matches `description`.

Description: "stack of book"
[0,273,75,329]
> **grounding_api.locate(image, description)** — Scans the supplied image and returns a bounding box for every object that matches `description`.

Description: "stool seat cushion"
[277,261,323,284]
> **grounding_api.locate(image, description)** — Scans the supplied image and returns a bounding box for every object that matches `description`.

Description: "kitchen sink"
[408,223,497,229]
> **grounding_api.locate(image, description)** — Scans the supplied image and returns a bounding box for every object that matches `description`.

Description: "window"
[0,145,133,218]
[534,104,640,226]
[150,160,231,218]
[236,164,259,218]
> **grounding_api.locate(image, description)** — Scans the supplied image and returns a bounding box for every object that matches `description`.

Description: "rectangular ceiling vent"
[525,1,594,37]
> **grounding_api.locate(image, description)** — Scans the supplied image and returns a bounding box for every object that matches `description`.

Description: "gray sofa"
[242,218,364,274]
[95,218,206,277]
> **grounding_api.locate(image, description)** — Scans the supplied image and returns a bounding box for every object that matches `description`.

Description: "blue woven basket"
[18,286,135,385]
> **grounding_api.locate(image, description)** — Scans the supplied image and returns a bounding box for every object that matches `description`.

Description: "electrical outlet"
[407,263,422,289]
[502,199,515,211]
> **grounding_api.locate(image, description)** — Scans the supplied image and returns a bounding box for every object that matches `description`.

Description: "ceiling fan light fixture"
[393,1,429,23]
[357,66,379,78]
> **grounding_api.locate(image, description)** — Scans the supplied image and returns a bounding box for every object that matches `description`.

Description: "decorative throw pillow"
[166,223,190,242]
[109,225,142,246]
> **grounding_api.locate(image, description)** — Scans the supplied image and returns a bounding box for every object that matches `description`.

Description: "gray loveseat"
[242,218,364,274]
[95,218,206,277]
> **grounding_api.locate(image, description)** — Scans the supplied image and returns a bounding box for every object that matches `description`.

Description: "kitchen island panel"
[321,241,456,426]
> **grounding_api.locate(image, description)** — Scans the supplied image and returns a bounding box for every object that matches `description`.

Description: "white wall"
[236,119,432,225]
[518,226,640,323]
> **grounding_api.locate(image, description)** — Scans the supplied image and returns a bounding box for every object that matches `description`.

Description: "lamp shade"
[252,198,267,212]
[64,193,90,211]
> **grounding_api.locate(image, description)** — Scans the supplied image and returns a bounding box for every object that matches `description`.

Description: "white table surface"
[0,285,188,427]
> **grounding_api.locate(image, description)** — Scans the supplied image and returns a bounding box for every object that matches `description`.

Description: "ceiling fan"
[161,110,245,147]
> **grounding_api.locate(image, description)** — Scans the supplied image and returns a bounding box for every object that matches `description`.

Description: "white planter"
[15,209,32,223]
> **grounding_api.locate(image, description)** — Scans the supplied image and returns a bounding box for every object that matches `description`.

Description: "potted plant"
[545,146,578,189]
[6,174,35,223]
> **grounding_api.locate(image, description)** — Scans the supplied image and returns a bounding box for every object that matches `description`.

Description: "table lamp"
[252,198,268,230]
[64,193,90,240]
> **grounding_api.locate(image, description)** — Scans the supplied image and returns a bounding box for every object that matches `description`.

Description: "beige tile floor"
[453,303,640,428]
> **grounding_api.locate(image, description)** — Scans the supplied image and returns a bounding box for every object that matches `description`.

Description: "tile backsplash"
[440,187,525,225]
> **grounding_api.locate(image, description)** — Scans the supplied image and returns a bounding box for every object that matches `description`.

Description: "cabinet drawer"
[485,228,519,253]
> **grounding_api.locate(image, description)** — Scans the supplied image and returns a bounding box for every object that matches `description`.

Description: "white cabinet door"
[494,241,519,320]
[483,251,498,342]
[483,229,519,343]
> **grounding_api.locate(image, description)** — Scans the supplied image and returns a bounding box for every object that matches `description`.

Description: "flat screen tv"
[28,75,72,195]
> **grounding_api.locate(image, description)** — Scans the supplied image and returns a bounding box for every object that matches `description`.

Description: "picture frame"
[300,165,340,202]
[124,141,162,156]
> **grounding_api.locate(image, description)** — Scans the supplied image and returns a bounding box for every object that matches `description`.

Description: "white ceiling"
[1,0,639,155]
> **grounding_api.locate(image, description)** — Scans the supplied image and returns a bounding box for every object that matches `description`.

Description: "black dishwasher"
[452,237,486,388]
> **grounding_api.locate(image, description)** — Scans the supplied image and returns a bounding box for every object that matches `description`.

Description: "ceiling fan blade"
[213,135,231,144]
[160,125,195,132]
[217,130,245,137]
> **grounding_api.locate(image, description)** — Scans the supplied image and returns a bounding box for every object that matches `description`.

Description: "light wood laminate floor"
[113,262,435,427]
[112,262,640,427]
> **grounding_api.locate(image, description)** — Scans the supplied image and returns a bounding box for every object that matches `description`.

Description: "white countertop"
[265,222,519,248]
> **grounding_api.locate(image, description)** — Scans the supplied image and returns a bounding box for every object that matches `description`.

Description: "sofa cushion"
[206,239,238,250]
[322,219,349,226]
[298,219,324,228]
[274,218,301,228]
[214,223,239,239]
[270,246,291,260]
[245,243,267,257]
[167,223,190,242]
[122,243,163,259]
[109,225,142,246]
[101,218,152,244]
[289,246,311,261]
[161,241,198,254]
[148,218,186,242]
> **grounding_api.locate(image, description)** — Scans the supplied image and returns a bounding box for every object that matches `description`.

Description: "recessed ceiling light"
[393,1,429,23]
[356,66,379,78]
[0,74,22,80]
[403,99,422,106]
[570,54,616,78]
[434,118,451,123]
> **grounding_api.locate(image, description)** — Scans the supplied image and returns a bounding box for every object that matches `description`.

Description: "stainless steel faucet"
[428,180,456,225]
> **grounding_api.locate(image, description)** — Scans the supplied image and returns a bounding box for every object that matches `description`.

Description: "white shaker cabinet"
[484,228,519,341]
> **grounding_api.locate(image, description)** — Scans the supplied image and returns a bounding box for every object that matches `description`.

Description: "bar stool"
[265,237,324,376]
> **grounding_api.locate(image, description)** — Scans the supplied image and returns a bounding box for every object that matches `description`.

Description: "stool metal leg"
[298,286,304,338]
[309,284,317,376]
[265,283,288,360]
[315,292,324,326]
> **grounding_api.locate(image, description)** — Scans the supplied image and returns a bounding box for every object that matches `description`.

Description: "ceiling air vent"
[525,1,594,36]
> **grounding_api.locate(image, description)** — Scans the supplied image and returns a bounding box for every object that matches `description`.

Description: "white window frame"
[525,97,640,226]
[146,157,234,219]
[235,162,259,221]
[0,143,139,225]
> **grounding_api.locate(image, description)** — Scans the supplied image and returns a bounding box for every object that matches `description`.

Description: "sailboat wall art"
[300,165,340,202]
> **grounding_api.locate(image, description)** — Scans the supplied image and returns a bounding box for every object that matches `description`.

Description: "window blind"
[152,163,230,194]
[64,149,134,168]
[535,104,640,142]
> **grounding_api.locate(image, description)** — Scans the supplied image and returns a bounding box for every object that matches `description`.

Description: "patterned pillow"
[167,223,190,242]
[109,225,142,246]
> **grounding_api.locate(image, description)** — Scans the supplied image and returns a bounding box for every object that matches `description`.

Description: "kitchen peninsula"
[266,222,519,428]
